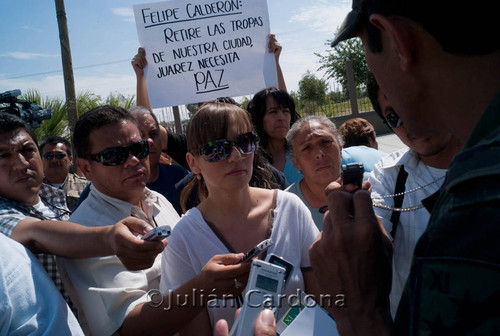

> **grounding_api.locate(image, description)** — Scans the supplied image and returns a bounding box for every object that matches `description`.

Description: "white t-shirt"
[33,198,58,219]
[58,185,180,336]
[160,189,319,330]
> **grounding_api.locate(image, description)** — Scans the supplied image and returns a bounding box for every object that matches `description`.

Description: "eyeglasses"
[42,152,67,160]
[199,131,259,162]
[86,140,149,166]
[384,108,403,128]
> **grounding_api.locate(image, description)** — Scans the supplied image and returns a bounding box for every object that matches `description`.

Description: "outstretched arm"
[12,216,164,270]
[132,47,171,152]
[132,47,152,111]
[268,34,287,92]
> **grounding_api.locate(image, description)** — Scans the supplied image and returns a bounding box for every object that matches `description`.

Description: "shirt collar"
[43,174,69,190]
[379,148,418,170]
[89,184,161,226]
[464,90,500,149]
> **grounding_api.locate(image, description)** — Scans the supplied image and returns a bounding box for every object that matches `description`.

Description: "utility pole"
[173,105,182,133]
[345,58,359,116]
[55,0,78,134]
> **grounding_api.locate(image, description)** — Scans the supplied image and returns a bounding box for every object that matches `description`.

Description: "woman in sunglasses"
[160,102,320,334]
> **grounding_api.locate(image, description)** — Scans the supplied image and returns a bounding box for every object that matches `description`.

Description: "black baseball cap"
[331,0,368,47]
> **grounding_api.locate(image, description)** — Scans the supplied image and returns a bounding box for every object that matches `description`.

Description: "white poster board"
[134,0,277,108]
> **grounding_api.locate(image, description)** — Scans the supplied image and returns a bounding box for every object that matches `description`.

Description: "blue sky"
[0,0,351,120]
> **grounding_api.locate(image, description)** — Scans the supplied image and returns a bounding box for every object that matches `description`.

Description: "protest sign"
[134,0,277,108]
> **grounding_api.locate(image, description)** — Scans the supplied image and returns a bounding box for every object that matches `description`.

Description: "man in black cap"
[310,0,500,334]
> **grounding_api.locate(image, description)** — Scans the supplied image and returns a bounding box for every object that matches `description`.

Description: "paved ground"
[376,132,407,154]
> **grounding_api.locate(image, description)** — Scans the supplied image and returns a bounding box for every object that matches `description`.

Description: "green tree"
[75,91,102,117]
[106,91,135,110]
[297,71,328,105]
[185,103,198,118]
[18,89,135,142]
[239,96,250,111]
[288,91,303,116]
[22,89,69,141]
[315,38,369,92]
[289,91,300,103]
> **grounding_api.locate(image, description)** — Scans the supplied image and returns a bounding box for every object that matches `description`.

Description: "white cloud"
[268,1,351,92]
[0,75,64,98]
[0,52,57,60]
[22,25,43,33]
[75,73,136,98]
[289,1,350,34]
[0,73,136,103]
[112,7,135,23]
[280,51,329,92]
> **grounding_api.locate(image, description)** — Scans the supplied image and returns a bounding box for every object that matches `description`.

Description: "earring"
[196,174,201,180]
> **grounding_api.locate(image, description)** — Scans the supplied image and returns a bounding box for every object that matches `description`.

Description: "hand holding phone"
[229,259,285,336]
[320,163,365,214]
[234,238,273,264]
[265,253,293,285]
[341,162,364,187]
[141,225,172,241]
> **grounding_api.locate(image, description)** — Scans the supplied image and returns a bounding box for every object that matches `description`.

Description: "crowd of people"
[1,1,499,334]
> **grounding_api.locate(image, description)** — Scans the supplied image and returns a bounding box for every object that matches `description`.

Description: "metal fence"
[305,85,372,118]
[299,59,391,135]
[299,59,373,118]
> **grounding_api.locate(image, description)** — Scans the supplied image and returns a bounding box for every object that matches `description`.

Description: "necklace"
[372,175,445,212]
[372,202,425,212]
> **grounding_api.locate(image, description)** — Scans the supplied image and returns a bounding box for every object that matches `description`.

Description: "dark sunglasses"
[384,107,403,128]
[86,140,149,166]
[42,152,67,160]
[199,131,259,162]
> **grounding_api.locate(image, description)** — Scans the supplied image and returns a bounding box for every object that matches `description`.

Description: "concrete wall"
[331,110,392,136]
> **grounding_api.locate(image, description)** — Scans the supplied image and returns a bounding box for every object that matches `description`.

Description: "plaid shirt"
[0,183,73,308]
[43,173,89,211]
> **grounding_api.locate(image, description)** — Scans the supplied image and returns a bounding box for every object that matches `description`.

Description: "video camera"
[0,89,52,128]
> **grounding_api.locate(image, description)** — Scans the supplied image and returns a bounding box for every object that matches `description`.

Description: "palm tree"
[21,89,136,143]
[22,89,69,141]
[106,91,135,109]
[75,91,101,117]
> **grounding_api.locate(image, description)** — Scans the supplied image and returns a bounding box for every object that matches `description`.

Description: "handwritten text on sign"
[134,0,277,108]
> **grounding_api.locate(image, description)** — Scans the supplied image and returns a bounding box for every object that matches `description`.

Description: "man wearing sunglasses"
[59,106,252,336]
[0,112,165,321]
[366,72,463,317]
[39,135,88,211]
[56,105,180,335]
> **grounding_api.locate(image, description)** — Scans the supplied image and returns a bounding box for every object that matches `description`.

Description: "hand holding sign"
[134,0,277,108]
